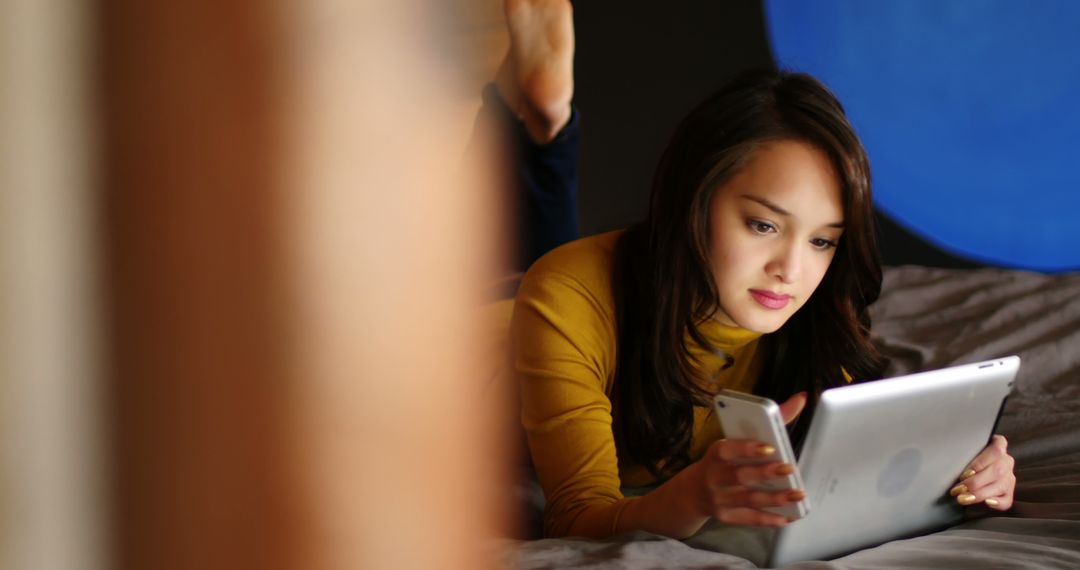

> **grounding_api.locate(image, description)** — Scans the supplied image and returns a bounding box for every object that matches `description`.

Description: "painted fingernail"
[949,484,968,497]
[984,498,1000,507]
[957,493,977,505]
[787,490,806,501]
[757,444,777,456]
[776,464,795,476]
[961,468,977,479]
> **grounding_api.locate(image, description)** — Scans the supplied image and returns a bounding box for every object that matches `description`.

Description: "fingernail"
[949,484,968,497]
[985,498,1000,507]
[757,444,776,456]
[776,464,795,476]
[957,493,977,505]
[787,490,806,501]
[961,468,977,479]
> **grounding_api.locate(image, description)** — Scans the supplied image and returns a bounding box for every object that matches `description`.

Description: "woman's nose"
[767,243,800,284]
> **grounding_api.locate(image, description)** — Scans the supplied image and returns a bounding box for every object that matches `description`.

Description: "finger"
[965,457,1015,495]
[733,462,797,486]
[973,468,1016,500]
[711,486,806,509]
[710,438,781,463]
[983,493,1014,511]
[705,457,794,488]
[954,472,1010,507]
[957,488,1014,510]
[739,488,806,509]
[961,436,1009,477]
[954,476,1013,506]
[949,468,996,499]
[716,507,791,528]
[952,451,1015,498]
[779,392,807,425]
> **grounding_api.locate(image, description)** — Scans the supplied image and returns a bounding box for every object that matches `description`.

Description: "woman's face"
[708,139,844,333]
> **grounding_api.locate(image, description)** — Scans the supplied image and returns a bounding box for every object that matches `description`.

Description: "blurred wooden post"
[101,0,509,568]
[100,0,294,567]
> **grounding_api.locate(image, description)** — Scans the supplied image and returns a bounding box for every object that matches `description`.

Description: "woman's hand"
[696,439,805,527]
[695,392,809,527]
[949,434,1016,510]
[617,393,809,538]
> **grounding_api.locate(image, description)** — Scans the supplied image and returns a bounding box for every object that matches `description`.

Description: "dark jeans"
[484,86,581,273]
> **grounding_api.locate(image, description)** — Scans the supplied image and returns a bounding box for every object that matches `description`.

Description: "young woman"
[511,69,1017,540]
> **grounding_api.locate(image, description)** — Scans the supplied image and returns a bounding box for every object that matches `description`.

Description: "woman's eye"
[811,237,839,250]
[747,219,776,235]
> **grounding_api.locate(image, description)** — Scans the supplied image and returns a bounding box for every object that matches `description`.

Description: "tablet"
[768,356,1018,566]
[686,356,1018,566]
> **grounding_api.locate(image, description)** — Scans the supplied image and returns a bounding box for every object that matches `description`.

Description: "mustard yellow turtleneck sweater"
[511,230,764,539]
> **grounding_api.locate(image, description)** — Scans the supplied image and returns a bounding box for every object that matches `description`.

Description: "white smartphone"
[713,390,809,519]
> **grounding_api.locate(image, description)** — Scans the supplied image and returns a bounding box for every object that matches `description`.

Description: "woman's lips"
[750,289,791,310]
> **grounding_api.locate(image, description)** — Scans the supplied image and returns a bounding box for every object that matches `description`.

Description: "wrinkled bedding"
[501,265,1080,569]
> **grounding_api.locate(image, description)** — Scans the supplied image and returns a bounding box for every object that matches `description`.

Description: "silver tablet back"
[768,356,1018,566]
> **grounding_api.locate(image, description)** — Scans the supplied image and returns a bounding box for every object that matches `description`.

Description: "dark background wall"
[572,1,772,236]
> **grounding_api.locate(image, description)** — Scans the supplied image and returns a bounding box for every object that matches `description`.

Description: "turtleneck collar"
[695,316,762,353]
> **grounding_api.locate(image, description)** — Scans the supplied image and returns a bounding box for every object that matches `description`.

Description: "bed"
[497,262,1080,569]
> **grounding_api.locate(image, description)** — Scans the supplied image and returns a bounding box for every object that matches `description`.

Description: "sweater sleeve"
[511,256,635,538]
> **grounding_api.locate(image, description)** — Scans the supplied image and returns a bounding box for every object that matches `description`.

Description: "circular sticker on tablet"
[877,448,923,498]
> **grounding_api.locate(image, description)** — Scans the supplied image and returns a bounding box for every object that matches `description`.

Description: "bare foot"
[496,0,574,144]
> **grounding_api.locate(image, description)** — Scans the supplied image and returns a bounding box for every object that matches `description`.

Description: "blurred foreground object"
[1,0,105,569]
[278,0,513,567]
[101,0,510,568]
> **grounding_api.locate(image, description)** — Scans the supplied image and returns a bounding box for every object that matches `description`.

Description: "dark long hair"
[610,69,885,479]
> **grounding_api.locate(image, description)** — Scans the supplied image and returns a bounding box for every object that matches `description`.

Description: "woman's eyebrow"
[739,194,845,228]
[740,194,791,216]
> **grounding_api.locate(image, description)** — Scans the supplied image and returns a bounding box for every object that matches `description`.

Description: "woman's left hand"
[949,435,1016,511]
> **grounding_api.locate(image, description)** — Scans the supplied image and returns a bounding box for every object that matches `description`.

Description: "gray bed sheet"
[500,265,1080,569]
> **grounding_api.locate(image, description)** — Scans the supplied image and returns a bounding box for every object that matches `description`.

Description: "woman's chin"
[728,310,790,334]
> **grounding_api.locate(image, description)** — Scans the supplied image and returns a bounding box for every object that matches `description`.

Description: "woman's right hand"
[617,393,809,538]
[696,438,806,527]
[696,391,808,527]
